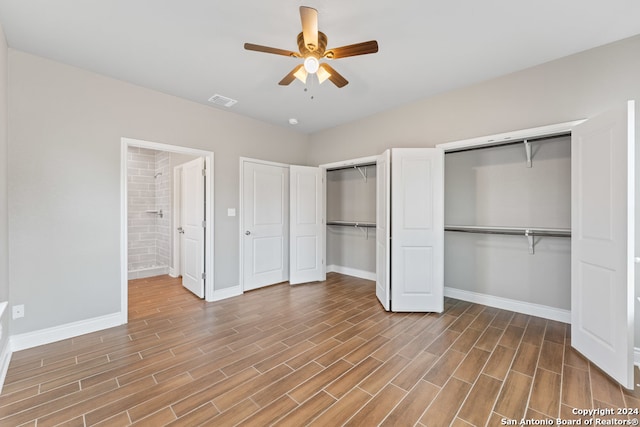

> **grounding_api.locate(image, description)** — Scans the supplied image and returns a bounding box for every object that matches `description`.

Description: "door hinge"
[202,272,206,280]
[202,169,206,176]
[202,220,206,228]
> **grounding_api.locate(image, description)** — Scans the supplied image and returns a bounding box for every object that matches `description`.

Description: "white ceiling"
[1,1,639,134]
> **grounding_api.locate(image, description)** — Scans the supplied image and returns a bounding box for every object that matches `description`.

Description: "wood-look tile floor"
[1,273,638,426]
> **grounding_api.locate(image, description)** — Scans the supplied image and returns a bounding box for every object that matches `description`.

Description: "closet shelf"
[444,133,570,168]
[445,225,571,255]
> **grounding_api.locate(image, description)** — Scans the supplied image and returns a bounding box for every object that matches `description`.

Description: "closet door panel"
[376,150,391,310]
[290,165,325,285]
[571,100,635,389]
[391,148,444,312]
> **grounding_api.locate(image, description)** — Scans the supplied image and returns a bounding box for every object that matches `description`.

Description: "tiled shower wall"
[127,147,172,279]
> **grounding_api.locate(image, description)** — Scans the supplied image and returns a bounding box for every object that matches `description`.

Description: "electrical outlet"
[12,304,24,319]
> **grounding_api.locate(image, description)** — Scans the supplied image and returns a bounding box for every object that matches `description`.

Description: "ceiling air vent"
[208,94,237,108]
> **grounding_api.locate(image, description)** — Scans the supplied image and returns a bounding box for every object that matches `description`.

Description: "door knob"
[245,230,251,235]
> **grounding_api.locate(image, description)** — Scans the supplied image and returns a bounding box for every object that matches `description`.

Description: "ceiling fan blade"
[279,64,306,85]
[300,6,319,51]
[244,43,301,58]
[319,63,348,88]
[324,40,378,59]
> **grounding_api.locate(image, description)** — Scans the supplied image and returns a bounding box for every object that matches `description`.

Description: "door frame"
[319,155,379,279]
[121,138,215,323]
[238,157,291,292]
[171,164,183,277]
[436,119,584,323]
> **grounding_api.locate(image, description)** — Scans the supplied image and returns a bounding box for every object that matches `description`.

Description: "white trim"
[0,337,11,394]
[9,312,124,352]
[238,157,292,294]
[634,347,640,368]
[444,287,571,324]
[240,157,291,169]
[319,154,379,171]
[0,300,10,393]
[436,120,585,152]
[121,138,215,310]
[211,285,243,302]
[327,265,376,281]
[128,265,170,280]
[626,101,636,374]
[172,165,182,279]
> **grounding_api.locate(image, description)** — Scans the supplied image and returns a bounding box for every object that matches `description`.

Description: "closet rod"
[327,220,376,228]
[326,162,376,172]
[444,225,571,238]
[445,132,570,154]
[446,225,570,254]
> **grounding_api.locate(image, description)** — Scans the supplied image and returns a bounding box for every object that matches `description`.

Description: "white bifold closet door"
[290,165,325,285]
[376,150,391,310]
[571,100,636,389]
[376,148,444,312]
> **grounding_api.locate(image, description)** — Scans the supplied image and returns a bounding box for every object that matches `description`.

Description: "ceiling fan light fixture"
[293,66,308,83]
[244,6,378,88]
[317,66,331,84]
[303,56,319,74]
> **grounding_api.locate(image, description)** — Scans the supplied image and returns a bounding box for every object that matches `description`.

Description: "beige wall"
[8,51,308,334]
[307,35,640,164]
[0,23,9,351]
[308,34,640,340]
[6,34,640,343]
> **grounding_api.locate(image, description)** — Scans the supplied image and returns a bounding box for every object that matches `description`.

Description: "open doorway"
[120,138,214,322]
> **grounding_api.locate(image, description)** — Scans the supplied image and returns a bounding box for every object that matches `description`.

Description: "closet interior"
[325,162,377,280]
[442,133,572,315]
[323,131,574,321]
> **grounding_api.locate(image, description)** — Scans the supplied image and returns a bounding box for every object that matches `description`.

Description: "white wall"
[7,50,308,335]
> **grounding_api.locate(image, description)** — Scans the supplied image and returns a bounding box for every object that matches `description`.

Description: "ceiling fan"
[244,6,378,88]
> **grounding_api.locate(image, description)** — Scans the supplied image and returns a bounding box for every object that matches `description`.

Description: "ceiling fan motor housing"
[297,31,328,58]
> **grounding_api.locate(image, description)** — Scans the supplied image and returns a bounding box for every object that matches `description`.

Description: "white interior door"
[242,161,289,291]
[571,100,635,389]
[180,157,205,298]
[376,150,391,310]
[289,165,325,285]
[391,148,444,312]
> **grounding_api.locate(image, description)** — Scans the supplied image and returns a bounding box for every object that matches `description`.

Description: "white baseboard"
[169,268,178,278]
[327,265,376,281]
[635,348,640,368]
[444,287,571,324]
[128,266,170,280]
[10,312,125,353]
[208,285,242,302]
